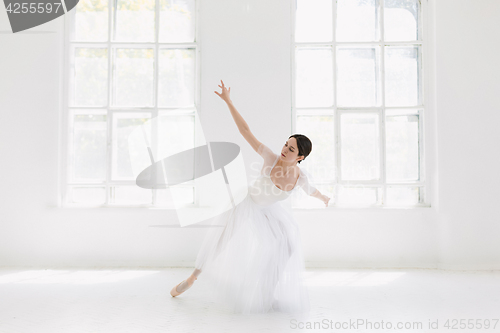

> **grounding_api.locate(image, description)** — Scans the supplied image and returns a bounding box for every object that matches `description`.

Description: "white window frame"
[291,0,432,209]
[60,0,201,208]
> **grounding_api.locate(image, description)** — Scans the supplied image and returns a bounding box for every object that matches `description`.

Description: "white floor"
[0,268,498,333]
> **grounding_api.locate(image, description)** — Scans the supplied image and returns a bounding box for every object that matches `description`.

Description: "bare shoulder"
[298,167,310,181]
[297,166,303,177]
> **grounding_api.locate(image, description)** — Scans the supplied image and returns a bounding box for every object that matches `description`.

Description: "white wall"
[0,0,498,270]
[435,0,500,269]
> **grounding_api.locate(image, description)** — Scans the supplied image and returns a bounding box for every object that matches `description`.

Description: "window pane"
[337,186,380,206]
[71,113,107,181]
[296,115,336,182]
[69,186,106,204]
[295,0,333,42]
[71,0,108,42]
[115,0,155,42]
[337,47,380,107]
[158,49,196,107]
[386,115,419,181]
[112,112,152,180]
[155,189,176,208]
[167,186,194,205]
[384,0,419,41]
[72,48,108,106]
[385,46,420,106]
[336,0,379,42]
[386,186,420,205]
[295,47,334,107]
[157,114,195,159]
[155,187,195,207]
[112,186,152,205]
[340,113,380,180]
[159,0,196,43]
[114,49,155,107]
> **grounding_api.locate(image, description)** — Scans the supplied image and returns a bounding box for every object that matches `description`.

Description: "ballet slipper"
[170,277,197,297]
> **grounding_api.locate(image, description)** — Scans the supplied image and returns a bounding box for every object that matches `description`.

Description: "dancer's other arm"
[214,80,262,153]
[301,173,331,207]
[310,189,331,207]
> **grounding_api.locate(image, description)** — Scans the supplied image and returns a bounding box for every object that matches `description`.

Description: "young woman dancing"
[170,80,331,314]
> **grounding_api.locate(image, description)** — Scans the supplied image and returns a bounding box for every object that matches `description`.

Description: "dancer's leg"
[174,275,197,293]
[192,268,202,278]
[192,216,234,277]
[173,221,232,295]
[173,268,202,293]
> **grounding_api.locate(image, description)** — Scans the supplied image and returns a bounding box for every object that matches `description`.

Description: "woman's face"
[280,137,303,163]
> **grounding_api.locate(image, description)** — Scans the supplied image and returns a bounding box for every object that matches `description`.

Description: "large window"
[292,0,427,208]
[63,0,199,207]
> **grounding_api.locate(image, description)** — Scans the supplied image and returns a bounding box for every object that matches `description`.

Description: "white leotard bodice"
[249,143,318,206]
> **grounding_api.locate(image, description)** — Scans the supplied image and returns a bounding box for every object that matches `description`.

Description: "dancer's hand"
[322,195,331,207]
[214,80,231,103]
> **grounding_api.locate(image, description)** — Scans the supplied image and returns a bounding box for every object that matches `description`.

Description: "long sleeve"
[257,143,278,176]
[298,169,318,196]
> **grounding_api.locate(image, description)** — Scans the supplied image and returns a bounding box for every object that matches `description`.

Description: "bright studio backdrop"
[1,0,500,270]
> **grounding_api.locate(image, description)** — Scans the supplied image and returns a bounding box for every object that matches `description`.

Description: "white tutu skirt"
[194,191,311,314]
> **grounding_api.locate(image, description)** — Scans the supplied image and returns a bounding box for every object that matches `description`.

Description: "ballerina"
[170,80,331,314]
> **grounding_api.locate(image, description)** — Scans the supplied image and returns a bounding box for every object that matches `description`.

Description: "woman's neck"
[277,159,297,175]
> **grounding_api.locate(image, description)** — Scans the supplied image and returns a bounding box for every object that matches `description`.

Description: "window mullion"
[332,0,339,203]
[105,0,114,205]
[112,0,117,41]
[151,0,160,206]
[193,0,201,208]
[420,0,426,205]
[295,41,422,46]
[291,0,296,154]
[380,0,386,206]
[62,17,72,205]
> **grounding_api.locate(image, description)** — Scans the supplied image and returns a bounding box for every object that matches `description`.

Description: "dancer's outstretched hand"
[322,195,331,207]
[214,79,231,103]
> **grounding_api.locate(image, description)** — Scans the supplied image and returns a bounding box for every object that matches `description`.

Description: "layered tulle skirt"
[194,191,310,314]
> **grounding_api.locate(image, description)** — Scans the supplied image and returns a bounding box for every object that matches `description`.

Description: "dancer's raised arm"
[214,80,262,153]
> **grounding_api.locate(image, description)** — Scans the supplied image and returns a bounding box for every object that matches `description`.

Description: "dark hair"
[288,134,312,164]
